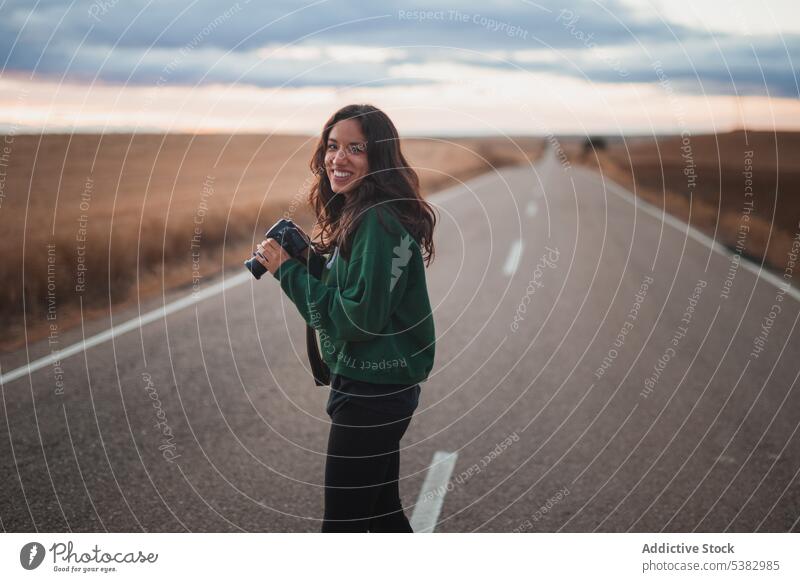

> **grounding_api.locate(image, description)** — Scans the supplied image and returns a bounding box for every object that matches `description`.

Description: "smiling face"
[325,118,369,194]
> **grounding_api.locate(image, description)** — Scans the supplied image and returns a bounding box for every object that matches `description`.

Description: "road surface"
[2,148,798,532]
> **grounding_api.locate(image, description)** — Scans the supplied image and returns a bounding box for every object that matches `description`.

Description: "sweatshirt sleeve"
[271,208,409,342]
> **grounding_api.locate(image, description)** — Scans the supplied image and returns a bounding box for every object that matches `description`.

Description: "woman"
[253,104,437,532]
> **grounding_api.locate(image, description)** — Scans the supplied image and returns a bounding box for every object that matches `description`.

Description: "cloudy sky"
[1,0,798,134]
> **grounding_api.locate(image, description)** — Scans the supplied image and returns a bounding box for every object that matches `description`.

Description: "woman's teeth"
[333,170,352,179]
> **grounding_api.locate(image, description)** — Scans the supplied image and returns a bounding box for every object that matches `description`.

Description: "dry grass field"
[0,133,544,351]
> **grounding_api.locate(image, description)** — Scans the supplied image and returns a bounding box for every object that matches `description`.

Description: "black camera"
[244,218,311,279]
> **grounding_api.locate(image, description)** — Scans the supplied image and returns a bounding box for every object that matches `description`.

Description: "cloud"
[0,0,797,97]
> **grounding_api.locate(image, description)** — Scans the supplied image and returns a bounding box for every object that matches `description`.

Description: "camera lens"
[244,255,268,279]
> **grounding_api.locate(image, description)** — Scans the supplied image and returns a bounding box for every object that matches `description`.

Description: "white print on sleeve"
[390,233,413,292]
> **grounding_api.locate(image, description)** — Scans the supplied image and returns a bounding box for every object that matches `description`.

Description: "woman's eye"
[327,144,337,150]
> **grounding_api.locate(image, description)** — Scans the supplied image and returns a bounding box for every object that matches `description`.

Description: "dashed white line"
[503,240,524,277]
[410,450,459,533]
[526,200,538,216]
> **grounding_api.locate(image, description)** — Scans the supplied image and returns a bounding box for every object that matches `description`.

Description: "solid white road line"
[410,450,459,533]
[503,239,524,277]
[426,170,504,207]
[0,272,252,386]
[0,173,487,386]
[590,167,800,303]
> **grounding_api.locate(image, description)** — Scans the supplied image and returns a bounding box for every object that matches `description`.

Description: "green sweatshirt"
[272,205,436,385]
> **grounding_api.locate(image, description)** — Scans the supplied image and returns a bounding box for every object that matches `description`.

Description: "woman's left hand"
[254,238,292,275]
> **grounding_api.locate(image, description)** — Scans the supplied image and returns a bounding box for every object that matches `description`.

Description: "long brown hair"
[307,104,437,266]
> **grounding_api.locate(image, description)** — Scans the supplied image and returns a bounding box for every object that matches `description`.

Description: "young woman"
[253,104,437,532]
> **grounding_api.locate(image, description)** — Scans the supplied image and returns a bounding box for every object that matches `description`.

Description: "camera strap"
[301,249,331,386]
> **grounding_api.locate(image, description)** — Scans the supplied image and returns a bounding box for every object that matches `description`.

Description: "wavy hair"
[307,104,437,266]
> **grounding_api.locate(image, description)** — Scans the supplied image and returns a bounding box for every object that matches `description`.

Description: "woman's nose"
[333,148,347,161]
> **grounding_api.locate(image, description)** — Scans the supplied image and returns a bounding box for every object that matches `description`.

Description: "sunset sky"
[1,0,799,135]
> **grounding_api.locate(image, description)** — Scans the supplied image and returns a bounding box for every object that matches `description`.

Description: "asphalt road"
[2,148,799,532]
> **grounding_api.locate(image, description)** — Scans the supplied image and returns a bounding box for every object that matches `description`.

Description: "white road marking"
[599,174,800,303]
[503,239,524,277]
[0,272,251,386]
[410,450,459,533]
[0,174,482,386]
[426,170,503,207]
[526,200,537,216]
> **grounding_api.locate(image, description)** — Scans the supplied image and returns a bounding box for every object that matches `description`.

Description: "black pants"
[322,400,414,532]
